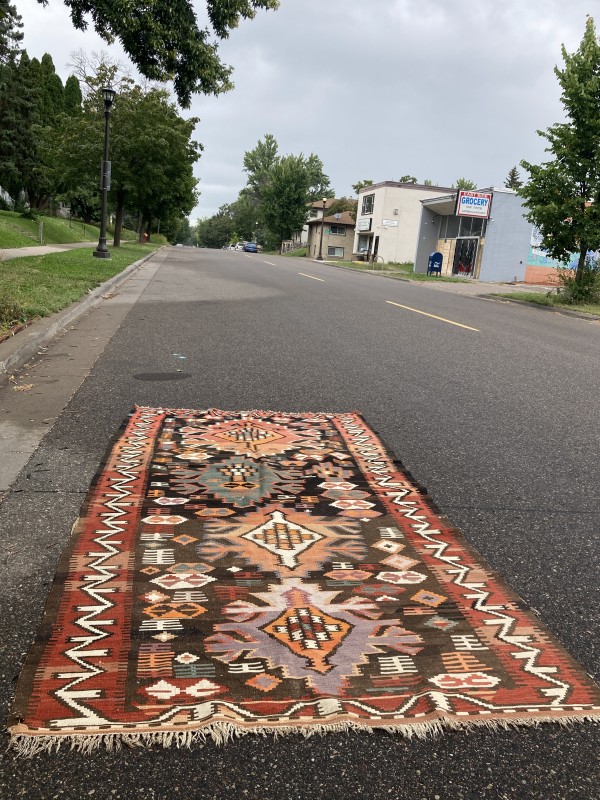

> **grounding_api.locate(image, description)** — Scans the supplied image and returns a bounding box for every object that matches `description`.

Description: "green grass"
[326,260,470,282]
[0,243,156,334]
[493,291,600,316]
[282,247,307,257]
[0,210,104,248]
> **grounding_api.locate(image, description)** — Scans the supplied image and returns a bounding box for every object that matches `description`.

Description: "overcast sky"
[18,0,594,222]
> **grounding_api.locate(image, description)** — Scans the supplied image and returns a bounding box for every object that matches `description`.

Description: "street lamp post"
[93,87,116,259]
[316,198,327,260]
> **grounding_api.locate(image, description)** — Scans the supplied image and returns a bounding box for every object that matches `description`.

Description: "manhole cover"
[133,372,191,381]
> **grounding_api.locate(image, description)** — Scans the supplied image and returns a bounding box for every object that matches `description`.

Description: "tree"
[423,179,433,186]
[399,175,417,184]
[352,179,373,194]
[243,133,279,196]
[0,1,22,71]
[240,134,330,247]
[196,204,237,248]
[64,75,82,115]
[504,166,523,190]
[261,155,316,245]
[304,153,330,200]
[326,196,357,219]
[36,0,279,107]
[55,55,201,243]
[0,51,41,207]
[40,53,64,121]
[454,177,477,190]
[521,17,600,286]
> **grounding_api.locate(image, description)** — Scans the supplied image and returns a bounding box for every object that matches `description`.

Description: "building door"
[452,237,478,276]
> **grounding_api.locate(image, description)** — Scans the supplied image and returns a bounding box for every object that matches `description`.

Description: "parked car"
[235,242,245,251]
[243,242,258,253]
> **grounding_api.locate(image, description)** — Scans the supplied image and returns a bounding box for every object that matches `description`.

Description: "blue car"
[243,242,258,253]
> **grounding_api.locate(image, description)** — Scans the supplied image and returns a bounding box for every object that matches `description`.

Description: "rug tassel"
[7,713,600,758]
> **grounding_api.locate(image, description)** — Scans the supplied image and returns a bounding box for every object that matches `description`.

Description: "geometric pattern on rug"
[9,407,600,753]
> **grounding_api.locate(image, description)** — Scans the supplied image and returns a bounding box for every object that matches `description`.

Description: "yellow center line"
[299,273,325,282]
[263,260,277,266]
[386,300,480,331]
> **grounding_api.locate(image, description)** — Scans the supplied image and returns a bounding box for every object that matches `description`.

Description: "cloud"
[18,0,595,220]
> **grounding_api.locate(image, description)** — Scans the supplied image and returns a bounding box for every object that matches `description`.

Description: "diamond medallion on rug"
[9,407,600,754]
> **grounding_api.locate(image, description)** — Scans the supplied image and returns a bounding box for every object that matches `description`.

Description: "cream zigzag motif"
[336,414,573,708]
[50,411,160,728]
[398,508,571,705]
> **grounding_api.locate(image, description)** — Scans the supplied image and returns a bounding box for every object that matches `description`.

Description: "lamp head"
[102,87,116,108]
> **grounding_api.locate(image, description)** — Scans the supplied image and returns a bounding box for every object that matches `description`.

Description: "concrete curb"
[0,248,160,386]
[482,294,600,321]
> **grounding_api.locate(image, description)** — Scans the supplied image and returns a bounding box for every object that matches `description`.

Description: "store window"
[329,225,346,235]
[445,216,460,238]
[328,246,344,258]
[459,217,484,237]
[362,194,374,215]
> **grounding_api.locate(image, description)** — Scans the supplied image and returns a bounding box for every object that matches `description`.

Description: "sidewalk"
[311,259,552,297]
[0,241,99,260]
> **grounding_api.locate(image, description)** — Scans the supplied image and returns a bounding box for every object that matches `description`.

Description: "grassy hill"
[0,211,102,249]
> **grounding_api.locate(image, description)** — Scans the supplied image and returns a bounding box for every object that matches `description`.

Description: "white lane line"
[298,273,325,282]
[386,300,480,331]
[264,260,277,266]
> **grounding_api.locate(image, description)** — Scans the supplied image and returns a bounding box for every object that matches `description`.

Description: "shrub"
[148,234,169,244]
[556,257,600,304]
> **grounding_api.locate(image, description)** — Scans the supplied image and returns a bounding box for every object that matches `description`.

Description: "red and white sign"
[456,191,492,219]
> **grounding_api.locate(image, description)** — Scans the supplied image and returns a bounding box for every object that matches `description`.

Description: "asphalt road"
[1,248,599,799]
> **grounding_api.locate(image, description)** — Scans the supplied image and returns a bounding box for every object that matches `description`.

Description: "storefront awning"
[421,194,457,216]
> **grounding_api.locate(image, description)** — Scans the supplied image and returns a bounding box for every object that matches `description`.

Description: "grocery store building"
[414,187,538,282]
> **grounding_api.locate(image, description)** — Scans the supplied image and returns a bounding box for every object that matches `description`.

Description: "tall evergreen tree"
[40,53,64,121]
[521,17,600,285]
[64,74,82,115]
[504,166,523,190]
[0,51,40,206]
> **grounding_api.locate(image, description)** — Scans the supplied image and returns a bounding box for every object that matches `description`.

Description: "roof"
[356,181,455,195]
[307,211,356,226]
[308,198,337,209]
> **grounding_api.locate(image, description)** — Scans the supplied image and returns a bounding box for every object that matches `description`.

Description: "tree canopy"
[454,177,477,190]
[197,135,331,249]
[521,17,600,284]
[352,179,373,194]
[0,1,22,69]
[37,0,279,107]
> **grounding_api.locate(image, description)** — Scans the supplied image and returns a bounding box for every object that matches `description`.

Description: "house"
[352,181,454,264]
[306,210,356,260]
[293,199,337,246]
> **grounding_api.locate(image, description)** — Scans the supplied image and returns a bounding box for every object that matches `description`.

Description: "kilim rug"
[9,407,600,754]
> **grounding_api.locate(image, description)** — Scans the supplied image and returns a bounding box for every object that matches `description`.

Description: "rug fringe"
[8,714,600,757]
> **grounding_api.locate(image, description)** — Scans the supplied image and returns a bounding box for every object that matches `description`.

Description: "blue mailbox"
[427,251,443,275]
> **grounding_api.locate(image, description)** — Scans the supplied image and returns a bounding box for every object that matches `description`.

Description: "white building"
[353,181,454,264]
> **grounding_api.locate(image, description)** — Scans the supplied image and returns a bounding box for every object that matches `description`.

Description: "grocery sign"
[455,191,492,219]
